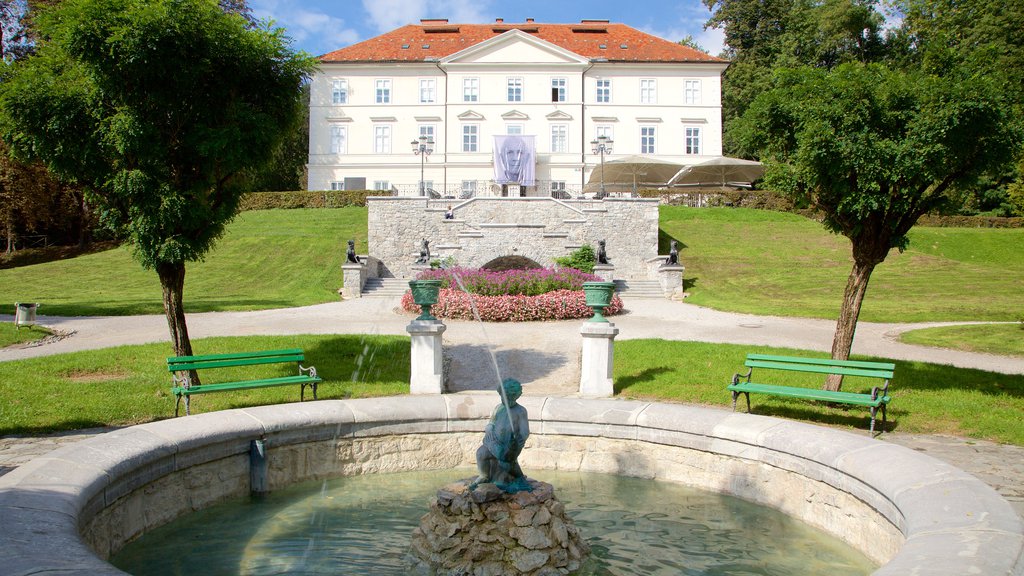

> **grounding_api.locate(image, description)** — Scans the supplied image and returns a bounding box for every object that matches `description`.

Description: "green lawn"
[899,324,1024,357]
[0,208,368,316]
[3,335,1020,444]
[0,323,50,348]
[614,339,1024,445]
[661,206,1024,322]
[0,334,409,434]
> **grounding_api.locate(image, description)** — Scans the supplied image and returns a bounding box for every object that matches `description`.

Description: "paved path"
[1,296,1022,519]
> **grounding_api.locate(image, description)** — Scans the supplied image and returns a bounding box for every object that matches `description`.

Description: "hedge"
[238,190,378,211]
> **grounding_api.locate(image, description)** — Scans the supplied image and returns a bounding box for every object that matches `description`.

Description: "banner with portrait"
[493,135,536,186]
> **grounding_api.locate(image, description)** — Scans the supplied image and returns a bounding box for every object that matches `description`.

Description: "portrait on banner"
[493,135,536,186]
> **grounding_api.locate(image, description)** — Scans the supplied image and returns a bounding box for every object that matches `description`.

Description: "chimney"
[526,18,534,23]
[495,18,503,23]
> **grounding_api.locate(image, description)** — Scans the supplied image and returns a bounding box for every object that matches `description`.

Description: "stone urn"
[582,281,616,322]
[408,279,443,321]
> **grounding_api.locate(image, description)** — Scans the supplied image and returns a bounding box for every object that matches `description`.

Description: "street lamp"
[411,136,434,196]
[590,135,613,198]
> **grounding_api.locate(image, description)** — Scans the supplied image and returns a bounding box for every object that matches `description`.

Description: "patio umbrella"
[667,156,764,187]
[584,155,687,194]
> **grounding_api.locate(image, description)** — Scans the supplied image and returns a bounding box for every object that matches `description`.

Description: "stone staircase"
[613,279,664,299]
[361,277,409,298]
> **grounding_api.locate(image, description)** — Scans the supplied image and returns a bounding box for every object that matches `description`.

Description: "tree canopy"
[0,0,316,356]
[734,63,1021,384]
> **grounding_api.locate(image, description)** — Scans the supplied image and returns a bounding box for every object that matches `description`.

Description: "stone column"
[591,263,615,282]
[658,264,686,299]
[408,320,447,394]
[579,321,619,397]
[340,262,366,299]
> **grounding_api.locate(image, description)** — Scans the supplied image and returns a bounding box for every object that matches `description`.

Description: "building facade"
[308,19,728,197]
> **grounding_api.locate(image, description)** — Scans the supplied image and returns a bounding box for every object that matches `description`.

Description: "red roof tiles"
[320,22,726,64]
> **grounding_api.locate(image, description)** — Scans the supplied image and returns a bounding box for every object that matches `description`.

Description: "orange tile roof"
[320,21,726,64]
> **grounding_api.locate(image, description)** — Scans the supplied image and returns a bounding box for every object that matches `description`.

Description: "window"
[461,180,477,197]
[463,77,479,102]
[419,124,435,142]
[640,79,657,104]
[375,79,391,104]
[550,124,568,153]
[419,79,435,103]
[506,123,524,135]
[373,125,391,153]
[507,77,523,102]
[684,80,701,105]
[331,79,348,104]
[462,124,479,152]
[596,125,613,141]
[330,181,345,191]
[684,126,702,155]
[551,77,566,102]
[550,181,567,198]
[329,124,347,154]
[596,79,611,103]
[641,126,656,154]
[373,180,390,191]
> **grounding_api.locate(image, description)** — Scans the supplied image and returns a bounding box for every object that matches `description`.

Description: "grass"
[4,334,1020,445]
[899,324,1024,357]
[0,323,50,348]
[614,339,1024,445]
[0,208,368,316]
[0,334,409,435]
[660,206,1024,322]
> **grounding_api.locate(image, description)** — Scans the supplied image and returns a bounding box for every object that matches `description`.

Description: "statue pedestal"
[592,263,615,282]
[408,479,589,575]
[658,264,686,299]
[407,320,446,394]
[340,262,366,299]
[579,321,619,397]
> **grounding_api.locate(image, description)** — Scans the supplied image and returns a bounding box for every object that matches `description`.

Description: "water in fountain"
[110,469,876,575]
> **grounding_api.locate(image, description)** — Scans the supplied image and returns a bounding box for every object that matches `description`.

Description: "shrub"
[401,288,624,322]
[553,245,596,274]
[238,190,376,210]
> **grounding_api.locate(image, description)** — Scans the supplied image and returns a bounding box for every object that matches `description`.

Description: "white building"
[308,19,728,197]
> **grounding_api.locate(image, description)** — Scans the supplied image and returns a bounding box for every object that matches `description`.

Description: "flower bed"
[414,267,602,296]
[401,288,624,322]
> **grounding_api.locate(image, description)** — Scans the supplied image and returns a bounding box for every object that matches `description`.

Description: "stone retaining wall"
[367,197,659,279]
[1,396,1022,575]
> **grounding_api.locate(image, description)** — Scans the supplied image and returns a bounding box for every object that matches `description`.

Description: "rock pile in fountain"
[408,478,590,575]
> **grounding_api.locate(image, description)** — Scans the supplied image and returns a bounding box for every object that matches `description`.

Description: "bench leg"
[869,406,877,436]
[744,392,751,413]
[185,395,191,416]
[731,391,738,412]
[175,395,182,418]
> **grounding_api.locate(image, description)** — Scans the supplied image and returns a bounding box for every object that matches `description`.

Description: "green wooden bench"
[168,348,321,416]
[728,353,895,434]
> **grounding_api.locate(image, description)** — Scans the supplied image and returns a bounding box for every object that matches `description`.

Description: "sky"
[249,0,727,58]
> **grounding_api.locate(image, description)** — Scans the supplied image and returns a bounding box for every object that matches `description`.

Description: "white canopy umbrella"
[584,155,687,195]
[667,157,765,187]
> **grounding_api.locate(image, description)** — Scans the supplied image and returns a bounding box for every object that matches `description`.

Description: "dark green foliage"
[237,190,376,211]
[481,255,543,272]
[554,244,596,274]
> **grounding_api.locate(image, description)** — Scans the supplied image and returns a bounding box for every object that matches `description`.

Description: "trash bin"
[14,302,39,329]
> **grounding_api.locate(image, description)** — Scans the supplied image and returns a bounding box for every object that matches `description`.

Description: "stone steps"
[361,277,409,298]
[614,279,664,299]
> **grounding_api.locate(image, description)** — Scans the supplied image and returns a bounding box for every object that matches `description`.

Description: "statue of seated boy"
[471,378,532,493]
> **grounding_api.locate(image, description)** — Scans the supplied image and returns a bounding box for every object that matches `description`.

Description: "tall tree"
[0,0,316,357]
[733,63,1021,388]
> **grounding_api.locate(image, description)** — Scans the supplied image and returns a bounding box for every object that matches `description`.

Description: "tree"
[733,63,1021,389]
[0,0,316,358]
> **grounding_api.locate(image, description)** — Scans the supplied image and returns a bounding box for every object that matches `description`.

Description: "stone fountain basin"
[1,396,1021,576]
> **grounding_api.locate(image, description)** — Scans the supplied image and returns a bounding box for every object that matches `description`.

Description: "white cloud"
[251,0,361,56]
[361,0,494,33]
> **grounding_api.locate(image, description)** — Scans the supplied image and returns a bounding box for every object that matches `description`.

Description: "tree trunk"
[76,194,90,249]
[825,258,877,391]
[157,261,200,384]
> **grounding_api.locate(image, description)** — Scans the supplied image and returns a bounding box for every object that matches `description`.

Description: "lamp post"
[411,135,434,196]
[590,135,613,198]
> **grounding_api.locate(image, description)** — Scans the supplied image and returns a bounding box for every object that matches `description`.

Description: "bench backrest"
[745,353,894,380]
[167,348,305,372]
